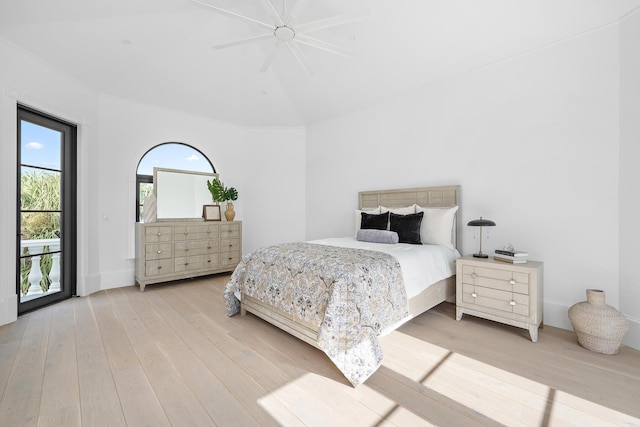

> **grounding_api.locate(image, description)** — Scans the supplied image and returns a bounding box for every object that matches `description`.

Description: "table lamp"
[467,216,496,258]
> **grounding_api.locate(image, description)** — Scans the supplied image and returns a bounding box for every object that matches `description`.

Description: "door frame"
[17,105,77,315]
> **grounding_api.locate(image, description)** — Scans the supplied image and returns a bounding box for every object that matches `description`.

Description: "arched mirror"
[136,143,215,221]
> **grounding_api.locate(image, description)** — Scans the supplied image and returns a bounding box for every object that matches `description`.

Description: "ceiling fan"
[192,0,370,76]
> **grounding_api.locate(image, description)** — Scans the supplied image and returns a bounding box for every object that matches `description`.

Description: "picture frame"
[203,204,221,221]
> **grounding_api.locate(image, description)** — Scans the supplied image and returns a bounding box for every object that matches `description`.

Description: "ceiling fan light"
[275,25,295,41]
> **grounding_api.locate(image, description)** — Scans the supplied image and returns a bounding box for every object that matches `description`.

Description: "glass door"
[17,106,76,314]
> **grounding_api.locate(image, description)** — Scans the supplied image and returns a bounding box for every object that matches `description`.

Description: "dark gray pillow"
[390,212,424,244]
[360,211,389,230]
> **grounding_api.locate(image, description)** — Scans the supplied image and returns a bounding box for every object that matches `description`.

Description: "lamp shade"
[467,217,496,227]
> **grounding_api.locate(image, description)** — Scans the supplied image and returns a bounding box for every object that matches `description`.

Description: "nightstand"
[456,255,544,342]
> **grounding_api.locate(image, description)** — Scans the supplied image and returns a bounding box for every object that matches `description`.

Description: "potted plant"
[207,177,238,221]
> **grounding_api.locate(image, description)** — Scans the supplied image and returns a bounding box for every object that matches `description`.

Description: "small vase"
[224,202,236,221]
[568,289,629,355]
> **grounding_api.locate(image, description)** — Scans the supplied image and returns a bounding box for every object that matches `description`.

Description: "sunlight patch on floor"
[382,331,640,427]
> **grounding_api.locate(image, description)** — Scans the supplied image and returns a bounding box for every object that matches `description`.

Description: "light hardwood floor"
[1,274,639,426]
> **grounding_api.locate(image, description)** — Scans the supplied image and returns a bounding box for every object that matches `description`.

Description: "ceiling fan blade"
[213,33,274,49]
[192,0,275,31]
[286,41,314,76]
[283,0,307,25]
[294,34,354,59]
[259,0,284,26]
[260,40,282,72]
[295,9,370,33]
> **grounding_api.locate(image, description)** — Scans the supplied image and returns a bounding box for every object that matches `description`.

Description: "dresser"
[135,220,242,291]
[455,255,543,342]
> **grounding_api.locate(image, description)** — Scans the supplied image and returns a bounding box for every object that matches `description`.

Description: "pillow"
[415,205,459,250]
[380,205,416,215]
[354,206,381,237]
[356,229,399,244]
[360,211,389,230]
[389,212,424,244]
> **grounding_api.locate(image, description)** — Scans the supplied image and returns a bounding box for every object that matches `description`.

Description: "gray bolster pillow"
[356,229,400,244]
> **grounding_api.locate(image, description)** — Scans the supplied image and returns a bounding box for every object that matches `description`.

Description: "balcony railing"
[20,238,60,303]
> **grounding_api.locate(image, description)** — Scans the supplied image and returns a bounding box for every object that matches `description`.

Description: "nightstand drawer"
[462,284,530,316]
[462,264,529,295]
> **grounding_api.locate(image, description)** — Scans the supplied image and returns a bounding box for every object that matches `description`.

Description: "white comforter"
[309,237,460,299]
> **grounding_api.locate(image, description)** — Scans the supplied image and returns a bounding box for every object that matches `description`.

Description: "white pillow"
[415,205,459,250]
[354,206,381,237]
[380,204,416,215]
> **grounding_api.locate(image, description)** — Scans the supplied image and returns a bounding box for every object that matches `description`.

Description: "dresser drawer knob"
[207,246,211,249]
[157,266,162,270]
[185,262,189,266]
[157,232,162,236]
[472,292,477,298]
[471,273,477,279]
[207,260,211,263]
[510,279,516,285]
[184,231,188,235]
[157,250,162,254]
[510,300,516,306]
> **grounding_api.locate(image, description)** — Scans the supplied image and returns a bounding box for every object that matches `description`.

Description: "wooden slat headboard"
[358,185,460,249]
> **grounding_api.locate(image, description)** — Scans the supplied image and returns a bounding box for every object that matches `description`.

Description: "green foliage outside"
[20,170,60,295]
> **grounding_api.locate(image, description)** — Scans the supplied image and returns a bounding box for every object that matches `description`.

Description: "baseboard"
[99,268,136,291]
[542,300,573,331]
[623,316,640,351]
[0,294,17,327]
[544,300,639,351]
[78,273,101,297]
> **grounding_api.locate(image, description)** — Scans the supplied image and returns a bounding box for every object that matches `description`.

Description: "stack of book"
[494,249,529,263]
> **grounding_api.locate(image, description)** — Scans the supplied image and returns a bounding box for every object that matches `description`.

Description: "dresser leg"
[139,283,146,292]
[528,325,538,342]
[456,307,463,321]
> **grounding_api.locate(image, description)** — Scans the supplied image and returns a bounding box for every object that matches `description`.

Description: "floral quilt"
[224,242,408,386]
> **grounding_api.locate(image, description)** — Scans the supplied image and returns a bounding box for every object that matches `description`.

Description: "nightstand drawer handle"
[510,300,516,306]
[510,279,516,285]
[472,292,477,298]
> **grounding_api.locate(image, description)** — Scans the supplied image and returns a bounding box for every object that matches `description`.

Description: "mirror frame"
[153,167,218,221]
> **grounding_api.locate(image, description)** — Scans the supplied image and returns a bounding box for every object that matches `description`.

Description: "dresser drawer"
[145,226,172,243]
[175,255,205,272]
[220,238,241,253]
[220,251,241,267]
[462,264,529,295]
[175,240,219,257]
[174,224,220,241]
[220,222,241,238]
[462,283,530,316]
[145,259,174,276]
[145,243,172,261]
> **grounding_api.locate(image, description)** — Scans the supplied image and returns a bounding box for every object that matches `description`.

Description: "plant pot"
[568,289,628,355]
[224,202,236,221]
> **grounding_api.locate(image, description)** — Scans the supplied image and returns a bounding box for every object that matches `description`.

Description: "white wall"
[306,25,633,345]
[0,38,307,324]
[95,96,307,291]
[619,10,640,347]
[0,39,100,324]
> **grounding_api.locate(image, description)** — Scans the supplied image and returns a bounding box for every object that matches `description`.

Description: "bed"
[224,185,461,386]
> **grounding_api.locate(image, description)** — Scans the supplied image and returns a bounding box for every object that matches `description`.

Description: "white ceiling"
[1,0,639,126]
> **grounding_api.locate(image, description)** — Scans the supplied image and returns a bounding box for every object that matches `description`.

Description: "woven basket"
[568,289,629,355]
